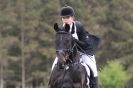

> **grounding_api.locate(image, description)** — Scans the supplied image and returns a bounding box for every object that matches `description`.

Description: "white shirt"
[63,22,79,40]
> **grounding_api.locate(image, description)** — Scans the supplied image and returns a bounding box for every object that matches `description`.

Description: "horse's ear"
[54,23,59,32]
[64,24,70,32]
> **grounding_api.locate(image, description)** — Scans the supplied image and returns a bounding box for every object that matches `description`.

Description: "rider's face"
[61,16,74,25]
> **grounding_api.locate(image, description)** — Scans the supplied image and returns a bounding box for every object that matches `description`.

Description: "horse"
[48,23,89,88]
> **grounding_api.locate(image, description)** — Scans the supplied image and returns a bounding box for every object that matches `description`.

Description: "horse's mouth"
[57,51,70,63]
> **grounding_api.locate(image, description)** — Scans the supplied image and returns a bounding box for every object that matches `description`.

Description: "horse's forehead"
[56,31,70,35]
[56,32,71,38]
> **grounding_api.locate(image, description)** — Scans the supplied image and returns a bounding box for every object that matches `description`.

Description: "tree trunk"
[0,64,4,88]
[19,1,26,88]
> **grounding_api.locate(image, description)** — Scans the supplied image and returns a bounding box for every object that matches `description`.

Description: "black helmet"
[60,6,75,16]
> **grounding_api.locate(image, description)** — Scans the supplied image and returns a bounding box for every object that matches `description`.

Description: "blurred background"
[0,0,133,88]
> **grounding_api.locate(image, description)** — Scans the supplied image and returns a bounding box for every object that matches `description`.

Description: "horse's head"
[54,23,76,67]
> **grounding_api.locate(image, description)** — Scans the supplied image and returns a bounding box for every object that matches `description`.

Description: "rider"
[52,6,100,88]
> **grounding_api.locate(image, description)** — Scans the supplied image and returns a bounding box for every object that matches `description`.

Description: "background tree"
[0,0,132,87]
[99,61,128,88]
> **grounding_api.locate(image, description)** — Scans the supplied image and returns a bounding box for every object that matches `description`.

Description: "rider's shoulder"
[75,21,86,33]
[75,21,83,27]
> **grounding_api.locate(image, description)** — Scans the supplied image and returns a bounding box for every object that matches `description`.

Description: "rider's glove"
[72,37,86,46]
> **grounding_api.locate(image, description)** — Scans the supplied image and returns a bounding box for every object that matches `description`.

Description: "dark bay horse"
[48,23,88,88]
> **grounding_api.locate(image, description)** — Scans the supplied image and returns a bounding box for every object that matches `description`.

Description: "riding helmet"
[60,6,75,16]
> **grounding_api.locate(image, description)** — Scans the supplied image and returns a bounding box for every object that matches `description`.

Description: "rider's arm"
[76,21,89,47]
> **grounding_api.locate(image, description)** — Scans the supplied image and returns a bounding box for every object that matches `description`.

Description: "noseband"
[56,43,76,53]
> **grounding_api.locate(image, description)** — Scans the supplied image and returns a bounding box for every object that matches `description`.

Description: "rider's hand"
[72,37,86,46]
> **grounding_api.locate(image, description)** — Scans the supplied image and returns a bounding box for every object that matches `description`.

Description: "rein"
[75,43,96,64]
[56,43,77,63]
[56,43,79,87]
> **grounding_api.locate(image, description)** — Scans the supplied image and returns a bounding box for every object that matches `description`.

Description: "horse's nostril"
[62,87,66,88]
[56,50,64,54]
[62,85,72,88]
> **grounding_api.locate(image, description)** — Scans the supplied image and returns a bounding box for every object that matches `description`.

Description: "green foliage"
[0,0,133,87]
[99,61,128,88]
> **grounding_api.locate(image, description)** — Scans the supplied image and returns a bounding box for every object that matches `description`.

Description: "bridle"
[55,31,77,62]
[55,31,79,87]
[56,43,77,63]
[56,42,76,54]
[56,43,78,88]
